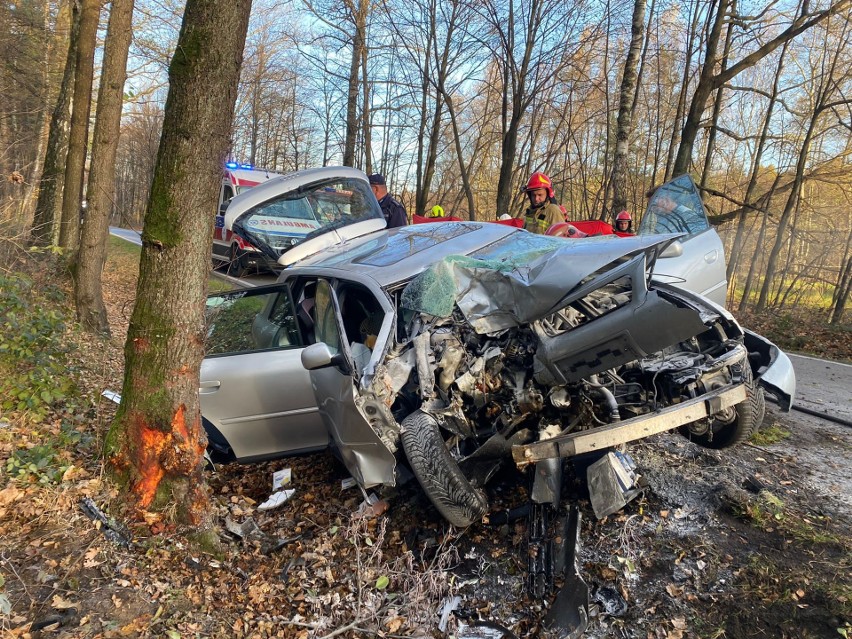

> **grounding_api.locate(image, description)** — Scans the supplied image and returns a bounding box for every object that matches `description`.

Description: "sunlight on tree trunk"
[57,0,99,251]
[75,0,136,334]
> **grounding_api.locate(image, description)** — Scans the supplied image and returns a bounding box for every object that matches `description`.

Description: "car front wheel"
[683,363,766,449]
[400,410,489,527]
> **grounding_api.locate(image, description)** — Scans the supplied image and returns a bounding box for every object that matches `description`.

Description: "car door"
[638,174,728,307]
[200,284,327,462]
[305,278,397,488]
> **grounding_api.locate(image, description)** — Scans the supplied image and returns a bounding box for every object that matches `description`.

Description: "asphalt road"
[789,353,852,425]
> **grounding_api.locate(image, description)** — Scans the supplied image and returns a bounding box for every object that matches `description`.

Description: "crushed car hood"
[401,232,682,333]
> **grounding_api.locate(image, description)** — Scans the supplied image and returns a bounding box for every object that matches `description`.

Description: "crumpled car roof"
[400,231,681,333]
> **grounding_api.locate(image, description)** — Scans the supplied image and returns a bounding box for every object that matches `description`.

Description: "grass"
[749,422,791,446]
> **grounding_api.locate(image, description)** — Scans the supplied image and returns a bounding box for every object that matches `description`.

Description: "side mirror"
[660,241,684,259]
[301,342,348,372]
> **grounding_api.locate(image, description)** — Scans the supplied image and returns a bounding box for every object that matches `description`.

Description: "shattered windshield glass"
[401,234,674,333]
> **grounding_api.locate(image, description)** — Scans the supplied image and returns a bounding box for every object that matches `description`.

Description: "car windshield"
[640,175,710,236]
[235,176,383,255]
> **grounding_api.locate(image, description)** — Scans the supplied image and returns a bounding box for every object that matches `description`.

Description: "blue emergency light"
[225,161,239,169]
[240,163,254,170]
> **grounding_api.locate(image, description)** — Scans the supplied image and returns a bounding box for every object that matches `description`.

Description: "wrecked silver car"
[201,167,795,528]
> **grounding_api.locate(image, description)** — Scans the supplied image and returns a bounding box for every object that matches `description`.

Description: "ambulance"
[213,163,283,276]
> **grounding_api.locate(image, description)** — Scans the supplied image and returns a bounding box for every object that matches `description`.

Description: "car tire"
[400,410,489,527]
[684,363,765,449]
[227,244,248,277]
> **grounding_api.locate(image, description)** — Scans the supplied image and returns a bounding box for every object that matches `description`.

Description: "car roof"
[288,221,518,287]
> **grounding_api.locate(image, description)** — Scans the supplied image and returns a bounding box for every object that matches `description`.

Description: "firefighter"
[428,204,445,218]
[614,210,634,235]
[515,172,566,234]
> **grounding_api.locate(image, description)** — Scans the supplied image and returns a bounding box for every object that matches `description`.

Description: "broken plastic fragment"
[101,390,121,404]
[341,477,357,490]
[258,489,295,511]
[587,452,643,519]
[438,596,461,632]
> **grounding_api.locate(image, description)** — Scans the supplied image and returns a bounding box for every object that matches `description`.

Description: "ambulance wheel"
[227,244,249,277]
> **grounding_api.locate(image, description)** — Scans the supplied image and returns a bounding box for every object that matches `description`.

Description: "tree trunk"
[726,41,788,281]
[662,0,702,182]
[360,37,372,174]
[343,0,367,167]
[609,0,646,216]
[75,0,135,334]
[31,1,80,246]
[756,111,818,310]
[831,253,851,324]
[57,0,99,250]
[105,0,252,526]
[698,8,735,190]
[445,93,476,220]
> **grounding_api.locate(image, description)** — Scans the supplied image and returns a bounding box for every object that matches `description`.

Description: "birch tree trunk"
[609,0,646,216]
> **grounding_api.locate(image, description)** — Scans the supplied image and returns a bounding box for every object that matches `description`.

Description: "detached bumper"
[512,383,747,466]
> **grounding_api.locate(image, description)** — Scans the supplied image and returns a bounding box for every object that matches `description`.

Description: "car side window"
[641,175,710,236]
[314,279,343,355]
[204,286,301,357]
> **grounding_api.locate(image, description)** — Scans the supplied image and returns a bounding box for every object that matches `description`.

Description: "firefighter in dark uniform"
[369,174,408,228]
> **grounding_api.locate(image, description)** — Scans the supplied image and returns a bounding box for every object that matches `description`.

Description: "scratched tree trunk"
[105,0,251,527]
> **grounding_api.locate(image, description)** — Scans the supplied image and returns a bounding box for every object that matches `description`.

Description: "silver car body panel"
[639,174,728,306]
[200,348,326,460]
[306,279,397,487]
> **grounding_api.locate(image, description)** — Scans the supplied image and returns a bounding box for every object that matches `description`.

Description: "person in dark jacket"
[369,174,408,228]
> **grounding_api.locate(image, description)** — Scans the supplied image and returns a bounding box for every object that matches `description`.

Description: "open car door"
[639,174,728,306]
[225,166,387,269]
[200,284,326,462]
[301,278,397,488]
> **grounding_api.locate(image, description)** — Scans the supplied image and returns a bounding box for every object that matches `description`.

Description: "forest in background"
[1,0,850,322]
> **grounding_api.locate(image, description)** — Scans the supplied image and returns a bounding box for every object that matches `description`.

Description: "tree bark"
[609,0,646,216]
[342,0,367,167]
[31,0,80,246]
[75,0,135,334]
[831,253,851,324]
[105,0,252,525]
[57,0,99,250]
[360,36,372,174]
[698,7,735,190]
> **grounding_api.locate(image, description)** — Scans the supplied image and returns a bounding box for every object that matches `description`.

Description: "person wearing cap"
[515,172,565,234]
[369,174,408,228]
